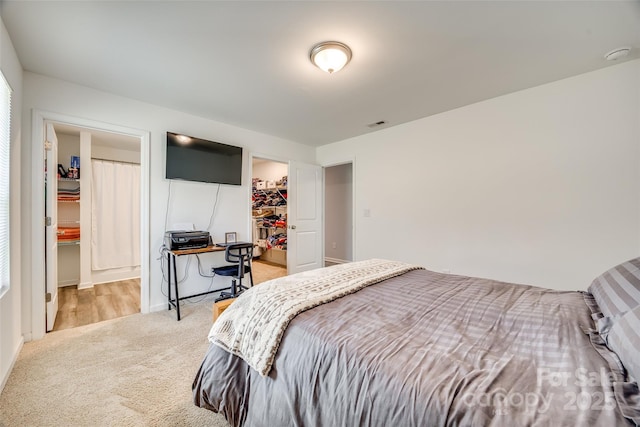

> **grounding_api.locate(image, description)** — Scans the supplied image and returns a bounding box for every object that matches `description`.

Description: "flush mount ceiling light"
[604,47,631,61]
[310,41,352,74]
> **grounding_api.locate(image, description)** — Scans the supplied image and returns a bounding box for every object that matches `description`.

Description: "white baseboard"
[149,302,168,313]
[58,279,78,287]
[92,267,140,286]
[78,281,94,290]
[92,276,139,286]
[325,257,350,265]
[0,336,24,394]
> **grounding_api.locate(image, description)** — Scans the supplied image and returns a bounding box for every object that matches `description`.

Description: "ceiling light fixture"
[604,47,631,61]
[310,41,352,74]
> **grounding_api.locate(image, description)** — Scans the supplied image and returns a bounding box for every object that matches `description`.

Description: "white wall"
[92,145,140,165]
[21,72,315,337]
[317,59,640,291]
[0,16,23,391]
[56,132,80,172]
[252,159,287,183]
[324,163,353,262]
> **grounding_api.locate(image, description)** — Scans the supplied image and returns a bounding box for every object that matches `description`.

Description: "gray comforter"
[193,269,639,426]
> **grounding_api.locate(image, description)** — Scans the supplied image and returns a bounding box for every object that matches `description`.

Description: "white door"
[45,122,59,331]
[287,161,323,273]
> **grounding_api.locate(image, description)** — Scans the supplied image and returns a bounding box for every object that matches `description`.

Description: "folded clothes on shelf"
[252,188,287,209]
[255,214,287,230]
[58,186,80,201]
[57,226,80,242]
[266,233,287,250]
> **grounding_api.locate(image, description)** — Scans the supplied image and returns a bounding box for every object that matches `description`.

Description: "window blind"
[0,71,11,293]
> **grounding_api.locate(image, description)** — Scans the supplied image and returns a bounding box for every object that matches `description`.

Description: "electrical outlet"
[332,242,337,249]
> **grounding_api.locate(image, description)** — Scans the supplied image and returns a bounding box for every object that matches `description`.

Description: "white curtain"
[91,159,141,270]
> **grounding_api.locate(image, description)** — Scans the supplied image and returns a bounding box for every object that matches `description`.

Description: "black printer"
[164,230,211,250]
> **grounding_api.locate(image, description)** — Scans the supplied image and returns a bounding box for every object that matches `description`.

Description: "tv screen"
[166,132,243,185]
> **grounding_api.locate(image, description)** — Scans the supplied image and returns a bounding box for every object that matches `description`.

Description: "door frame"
[44,122,59,331]
[30,109,150,340]
[321,158,356,263]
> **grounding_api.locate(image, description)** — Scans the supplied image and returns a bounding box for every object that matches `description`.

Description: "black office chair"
[213,242,254,301]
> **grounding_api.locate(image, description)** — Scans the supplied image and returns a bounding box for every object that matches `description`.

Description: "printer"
[164,230,211,250]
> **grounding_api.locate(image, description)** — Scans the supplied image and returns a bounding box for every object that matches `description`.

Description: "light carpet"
[0,299,229,427]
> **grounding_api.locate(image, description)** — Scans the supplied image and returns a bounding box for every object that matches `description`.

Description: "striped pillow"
[588,257,640,318]
[606,304,640,382]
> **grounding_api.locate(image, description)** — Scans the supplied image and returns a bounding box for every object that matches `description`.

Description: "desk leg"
[173,254,181,321]
[167,252,172,311]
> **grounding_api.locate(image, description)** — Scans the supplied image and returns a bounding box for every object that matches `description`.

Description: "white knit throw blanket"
[209,259,424,376]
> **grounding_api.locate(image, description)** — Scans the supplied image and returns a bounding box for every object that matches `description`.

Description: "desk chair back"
[213,243,255,302]
[225,243,254,280]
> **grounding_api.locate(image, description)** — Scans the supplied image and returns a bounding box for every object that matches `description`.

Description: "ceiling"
[2,1,639,147]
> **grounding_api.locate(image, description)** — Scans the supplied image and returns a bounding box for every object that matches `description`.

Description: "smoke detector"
[604,47,631,61]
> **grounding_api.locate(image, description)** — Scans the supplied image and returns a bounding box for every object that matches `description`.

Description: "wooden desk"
[167,245,226,321]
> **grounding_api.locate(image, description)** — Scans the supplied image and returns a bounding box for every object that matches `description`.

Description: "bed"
[193,258,640,426]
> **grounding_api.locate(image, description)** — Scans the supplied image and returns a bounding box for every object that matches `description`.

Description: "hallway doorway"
[324,162,353,266]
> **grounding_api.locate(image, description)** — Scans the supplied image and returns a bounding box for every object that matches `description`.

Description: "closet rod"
[91,157,140,165]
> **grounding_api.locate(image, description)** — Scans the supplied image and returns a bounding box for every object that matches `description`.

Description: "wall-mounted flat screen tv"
[166,132,243,185]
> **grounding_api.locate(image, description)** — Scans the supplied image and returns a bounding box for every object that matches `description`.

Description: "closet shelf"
[58,240,80,246]
[254,186,287,192]
[59,178,80,182]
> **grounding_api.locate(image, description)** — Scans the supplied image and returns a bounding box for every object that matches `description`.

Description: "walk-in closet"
[252,158,288,269]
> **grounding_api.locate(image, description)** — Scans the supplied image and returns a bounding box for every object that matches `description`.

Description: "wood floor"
[51,261,286,332]
[252,259,287,283]
[51,278,141,332]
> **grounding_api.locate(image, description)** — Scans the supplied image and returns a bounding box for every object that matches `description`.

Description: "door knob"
[289,225,296,229]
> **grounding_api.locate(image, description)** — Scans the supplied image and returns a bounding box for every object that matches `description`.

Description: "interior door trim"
[30,109,151,341]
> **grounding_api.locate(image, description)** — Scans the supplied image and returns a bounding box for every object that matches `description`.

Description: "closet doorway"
[324,162,354,266]
[251,157,288,280]
[46,123,142,332]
